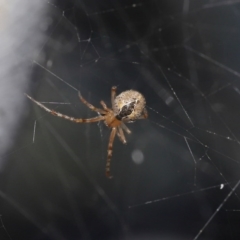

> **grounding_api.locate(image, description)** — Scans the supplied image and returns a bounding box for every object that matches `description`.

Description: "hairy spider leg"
[78,91,106,115]
[121,122,131,134]
[117,126,127,144]
[106,127,117,178]
[100,100,112,112]
[111,86,117,107]
[25,94,105,123]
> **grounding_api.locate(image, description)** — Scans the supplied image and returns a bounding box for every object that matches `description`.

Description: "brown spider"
[25,86,147,178]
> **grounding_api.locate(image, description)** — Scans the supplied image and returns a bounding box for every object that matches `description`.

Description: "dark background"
[1,0,240,239]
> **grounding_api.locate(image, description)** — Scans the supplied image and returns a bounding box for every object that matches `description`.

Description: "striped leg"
[111,86,117,108]
[121,122,131,134]
[117,126,127,144]
[106,127,117,178]
[100,101,111,111]
[25,94,105,123]
[78,91,106,114]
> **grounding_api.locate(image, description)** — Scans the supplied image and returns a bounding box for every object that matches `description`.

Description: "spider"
[25,86,148,178]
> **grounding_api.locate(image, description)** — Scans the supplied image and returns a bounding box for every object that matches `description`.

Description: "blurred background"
[1,0,240,239]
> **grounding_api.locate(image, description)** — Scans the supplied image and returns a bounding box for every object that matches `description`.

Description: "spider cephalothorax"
[25,86,147,178]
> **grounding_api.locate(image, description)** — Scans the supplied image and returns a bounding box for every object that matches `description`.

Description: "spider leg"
[117,126,127,144]
[78,92,106,115]
[111,86,117,108]
[106,127,117,178]
[100,101,111,111]
[121,122,131,134]
[25,94,105,123]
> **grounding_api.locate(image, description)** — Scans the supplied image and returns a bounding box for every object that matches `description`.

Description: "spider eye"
[116,101,136,120]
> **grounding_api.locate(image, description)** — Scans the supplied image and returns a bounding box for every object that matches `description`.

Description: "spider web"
[1,0,240,239]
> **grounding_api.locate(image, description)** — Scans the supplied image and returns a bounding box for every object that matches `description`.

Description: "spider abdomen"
[113,90,146,121]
